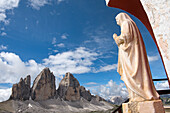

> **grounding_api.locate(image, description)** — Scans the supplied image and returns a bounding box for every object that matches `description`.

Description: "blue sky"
[0,0,168,102]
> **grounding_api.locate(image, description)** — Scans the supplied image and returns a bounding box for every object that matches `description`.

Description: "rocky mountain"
[57,72,93,101]
[31,67,56,101]
[10,75,31,101]
[0,67,115,113]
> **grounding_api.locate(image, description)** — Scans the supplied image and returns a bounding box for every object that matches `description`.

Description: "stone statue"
[113,13,160,102]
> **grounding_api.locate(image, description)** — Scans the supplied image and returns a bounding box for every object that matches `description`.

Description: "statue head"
[115,13,132,25]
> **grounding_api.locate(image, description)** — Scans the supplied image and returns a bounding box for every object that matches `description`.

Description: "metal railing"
[112,78,170,113]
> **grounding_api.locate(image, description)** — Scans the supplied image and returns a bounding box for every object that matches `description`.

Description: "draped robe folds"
[115,13,159,101]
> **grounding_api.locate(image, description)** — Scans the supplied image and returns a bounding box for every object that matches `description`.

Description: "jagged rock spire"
[10,75,31,101]
[31,67,56,101]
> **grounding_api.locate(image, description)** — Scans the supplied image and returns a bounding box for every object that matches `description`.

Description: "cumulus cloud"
[155,81,169,90]
[0,88,11,102]
[43,47,98,76]
[0,47,122,101]
[0,45,7,50]
[0,0,20,22]
[0,47,99,83]
[89,80,128,99]
[0,52,44,83]
[148,55,159,62]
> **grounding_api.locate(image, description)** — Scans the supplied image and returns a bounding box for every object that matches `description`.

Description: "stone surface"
[57,72,80,101]
[140,0,170,82]
[9,69,103,102]
[79,86,92,101]
[10,75,31,101]
[122,100,165,113]
[57,72,93,101]
[31,67,56,101]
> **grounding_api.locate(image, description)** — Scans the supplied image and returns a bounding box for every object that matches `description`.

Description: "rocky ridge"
[1,68,116,113]
[0,68,118,113]
[31,67,56,101]
[57,72,93,101]
[10,75,31,101]
[9,68,105,102]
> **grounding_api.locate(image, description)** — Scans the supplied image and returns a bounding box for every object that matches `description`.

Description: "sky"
[0,0,169,102]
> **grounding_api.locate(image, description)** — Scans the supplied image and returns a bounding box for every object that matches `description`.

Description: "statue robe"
[117,18,159,101]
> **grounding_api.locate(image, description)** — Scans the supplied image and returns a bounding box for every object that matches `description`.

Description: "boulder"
[31,67,56,101]
[10,75,31,101]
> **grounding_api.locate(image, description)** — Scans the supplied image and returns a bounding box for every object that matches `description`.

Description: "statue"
[113,13,160,102]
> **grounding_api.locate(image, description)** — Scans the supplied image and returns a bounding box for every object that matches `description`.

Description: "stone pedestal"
[122,99,165,113]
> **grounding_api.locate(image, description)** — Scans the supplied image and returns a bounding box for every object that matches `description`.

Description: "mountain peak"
[10,75,31,101]
[31,68,56,101]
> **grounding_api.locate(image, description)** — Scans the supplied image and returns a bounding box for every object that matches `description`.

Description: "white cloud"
[0,48,120,101]
[155,81,169,90]
[0,45,7,50]
[83,26,114,54]
[0,0,20,22]
[1,27,5,30]
[52,37,57,44]
[43,47,98,76]
[57,0,65,4]
[53,50,59,53]
[85,82,97,85]
[94,64,117,73]
[28,0,66,10]
[0,47,99,83]
[0,88,11,102]
[57,43,65,47]
[0,52,44,83]
[0,13,6,21]
[89,80,128,99]
[1,32,7,36]
[61,33,68,39]
[148,55,159,62]
[28,0,50,10]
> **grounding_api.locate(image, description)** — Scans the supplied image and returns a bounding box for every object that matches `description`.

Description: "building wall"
[140,0,170,80]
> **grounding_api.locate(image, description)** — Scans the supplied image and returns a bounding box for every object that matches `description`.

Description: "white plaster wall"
[140,0,170,80]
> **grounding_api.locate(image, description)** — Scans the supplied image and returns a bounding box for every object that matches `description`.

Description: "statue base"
[122,99,165,113]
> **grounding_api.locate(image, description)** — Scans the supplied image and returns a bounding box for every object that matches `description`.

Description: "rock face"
[79,86,92,101]
[9,68,104,103]
[10,75,31,101]
[31,67,56,101]
[57,72,80,101]
[57,72,93,101]
[140,0,170,82]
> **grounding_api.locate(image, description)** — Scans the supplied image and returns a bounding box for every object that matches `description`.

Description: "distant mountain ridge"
[9,67,105,102]
[0,67,116,113]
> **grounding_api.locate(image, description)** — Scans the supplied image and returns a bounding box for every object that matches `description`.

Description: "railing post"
[118,108,122,113]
